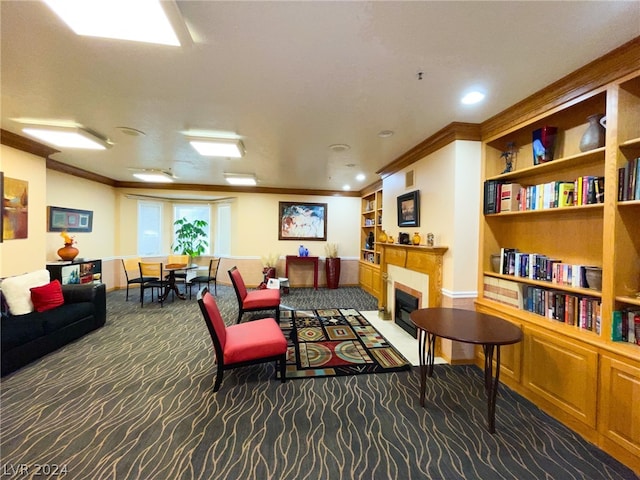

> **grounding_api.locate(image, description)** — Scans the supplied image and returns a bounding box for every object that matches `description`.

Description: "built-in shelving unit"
[359,183,383,299]
[476,55,640,473]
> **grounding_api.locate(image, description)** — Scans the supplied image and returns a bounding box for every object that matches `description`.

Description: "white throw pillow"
[1,269,51,315]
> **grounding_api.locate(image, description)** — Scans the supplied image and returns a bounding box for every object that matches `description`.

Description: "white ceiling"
[2,1,639,192]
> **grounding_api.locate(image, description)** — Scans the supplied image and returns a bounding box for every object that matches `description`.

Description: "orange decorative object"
[57,243,79,261]
[412,232,421,245]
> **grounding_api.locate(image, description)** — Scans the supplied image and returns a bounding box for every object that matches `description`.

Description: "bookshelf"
[476,52,640,473]
[359,182,383,299]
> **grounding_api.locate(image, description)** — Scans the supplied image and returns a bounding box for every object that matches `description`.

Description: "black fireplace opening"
[395,289,419,338]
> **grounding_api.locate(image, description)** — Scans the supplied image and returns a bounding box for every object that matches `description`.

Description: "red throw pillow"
[30,280,65,313]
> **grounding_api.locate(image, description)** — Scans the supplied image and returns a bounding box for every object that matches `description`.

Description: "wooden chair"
[167,254,190,293]
[188,257,221,299]
[139,262,170,307]
[228,266,280,324]
[197,287,287,392]
[121,257,158,301]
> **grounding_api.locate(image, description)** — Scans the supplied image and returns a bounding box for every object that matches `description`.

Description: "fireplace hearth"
[395,289,419,338]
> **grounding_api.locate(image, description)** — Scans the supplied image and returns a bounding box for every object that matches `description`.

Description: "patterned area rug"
[280,308,411,378]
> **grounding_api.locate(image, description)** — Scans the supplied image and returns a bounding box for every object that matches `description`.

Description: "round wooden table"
[409,307,523,433]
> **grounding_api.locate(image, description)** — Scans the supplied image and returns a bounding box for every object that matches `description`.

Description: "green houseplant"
[172,218,209,257]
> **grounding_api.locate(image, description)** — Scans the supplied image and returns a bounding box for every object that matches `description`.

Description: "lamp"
[132,170,175,183]
[21,125,111,150]
[224,173,256,186]
[189,138,245,158]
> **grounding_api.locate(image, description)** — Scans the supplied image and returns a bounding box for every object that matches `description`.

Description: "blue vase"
[304,248,309,257]
[299,245,305,256]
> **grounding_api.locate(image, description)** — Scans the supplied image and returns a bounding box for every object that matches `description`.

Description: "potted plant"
[324,242,340,289]
[261,253,279,281]
[172,218,209,258]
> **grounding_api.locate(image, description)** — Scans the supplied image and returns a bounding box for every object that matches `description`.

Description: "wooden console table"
[285,255,318,290]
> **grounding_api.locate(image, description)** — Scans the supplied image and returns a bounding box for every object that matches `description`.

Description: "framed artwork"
[3,175,29,240]
[279,202,327,240]
[0,172,3,243]
[48,206,93,232]
[397,190,420,227]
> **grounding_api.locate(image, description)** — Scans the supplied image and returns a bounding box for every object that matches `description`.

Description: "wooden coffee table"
[409,307,523,433]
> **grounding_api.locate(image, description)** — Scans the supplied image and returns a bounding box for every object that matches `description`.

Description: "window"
[173,204,211,254]
[138,201,162,255]
[216,203,231,256]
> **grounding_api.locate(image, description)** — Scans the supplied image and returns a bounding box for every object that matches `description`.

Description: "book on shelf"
[499,183,521,212]
[483,180,502,214]
[482,275,526,309]
[617,157,640,201]
[612,309,640,344]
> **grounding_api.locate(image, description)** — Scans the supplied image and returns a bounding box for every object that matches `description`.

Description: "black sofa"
[1,283,106,376]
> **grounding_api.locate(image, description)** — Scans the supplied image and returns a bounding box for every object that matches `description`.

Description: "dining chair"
[121,257,159,301]
[188,257,221,299]
[139,262,170,307]
[197,287,287,392]
[228,266,280,324]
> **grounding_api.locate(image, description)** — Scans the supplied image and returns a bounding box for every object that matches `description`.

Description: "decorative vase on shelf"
[532,126,558,164]
[378,230,388,243]
[579,114,606,152]
[412,232,421,245]
[298,245,305,256]
[58,243,79,261]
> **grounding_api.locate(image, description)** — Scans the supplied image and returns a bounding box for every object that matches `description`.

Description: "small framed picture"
[397,190,420,227]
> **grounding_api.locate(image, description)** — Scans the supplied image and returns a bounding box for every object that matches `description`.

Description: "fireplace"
[394,288,419,338]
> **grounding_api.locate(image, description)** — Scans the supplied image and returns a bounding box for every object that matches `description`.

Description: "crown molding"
[1,128,59,158]
[375,122,481,179]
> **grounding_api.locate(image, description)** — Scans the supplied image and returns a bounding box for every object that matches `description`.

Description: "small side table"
[285,255,318,290]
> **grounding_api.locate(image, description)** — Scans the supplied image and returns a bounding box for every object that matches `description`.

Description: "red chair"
[228,266,280,324]
[197,287,287,391]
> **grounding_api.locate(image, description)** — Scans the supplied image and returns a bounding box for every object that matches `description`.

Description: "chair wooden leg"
[213,280,217,295]
[279,353,286,383]
[126,284,130,301]
[213,366,224,392]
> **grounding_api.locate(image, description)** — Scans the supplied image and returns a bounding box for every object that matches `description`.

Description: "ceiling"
[2,1,639,193]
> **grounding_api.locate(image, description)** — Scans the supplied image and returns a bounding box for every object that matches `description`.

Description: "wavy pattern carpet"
[1,286,637,479]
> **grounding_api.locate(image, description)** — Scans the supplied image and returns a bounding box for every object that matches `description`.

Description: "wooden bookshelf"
[359,182,383,299]
[476,47,640,474]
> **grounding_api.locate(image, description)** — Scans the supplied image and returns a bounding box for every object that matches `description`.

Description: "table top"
[409,308,522,346]
[285,255,319,260]
[164,263,198,271]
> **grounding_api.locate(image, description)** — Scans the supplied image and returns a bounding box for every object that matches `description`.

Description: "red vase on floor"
[58,243,79,261]
[325,257,341,289]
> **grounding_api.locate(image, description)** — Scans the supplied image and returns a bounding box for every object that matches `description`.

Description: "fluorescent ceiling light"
[461,91,485,105]
[190,138,245,158]
[132,171,175,183]
[43,0,180,46]
[22,126,110,149]
[356,173,366,182]
[224,174,256,186]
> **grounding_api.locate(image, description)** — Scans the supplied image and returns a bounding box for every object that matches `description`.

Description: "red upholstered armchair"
[228,266,280,324]
[197,287,287,391]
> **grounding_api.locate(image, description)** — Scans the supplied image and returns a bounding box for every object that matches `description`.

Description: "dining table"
[161,263,198,301]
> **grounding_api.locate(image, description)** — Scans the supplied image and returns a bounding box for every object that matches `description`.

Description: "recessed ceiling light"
[356,173,366,182]
[43,0,181,46]
[378,130,394,138]
[342,185,351,191]
[189,138,245,158]
[329,144,350,152]
[461,91,485,105]
[224,173,256,186]
[132,170,174,183]
[22,125,110,149]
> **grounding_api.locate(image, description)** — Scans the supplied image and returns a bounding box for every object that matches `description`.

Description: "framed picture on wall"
[397,190,420,227]
[278,202,327,240]
[47,206,93,232]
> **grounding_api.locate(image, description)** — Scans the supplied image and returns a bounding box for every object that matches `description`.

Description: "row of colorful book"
[498,248,595,288]
[524,285,601,333]
[617,157,640,201]
[483,176,604,214]
[612,309,640,345]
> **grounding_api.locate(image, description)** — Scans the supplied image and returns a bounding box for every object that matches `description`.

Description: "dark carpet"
[0,286,637,479]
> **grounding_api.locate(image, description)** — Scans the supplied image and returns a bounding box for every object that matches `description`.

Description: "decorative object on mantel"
[412,232,421,245]
[387,236,394,244]
[579,114,606,152]
[324,242,341,289]
[500,141,518,173]
[378,230,388,243]
[426,233,435,247]
[57,231,79,261]
[532,126,558,165]
[298,244,309,257]
[398,232,410,245]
